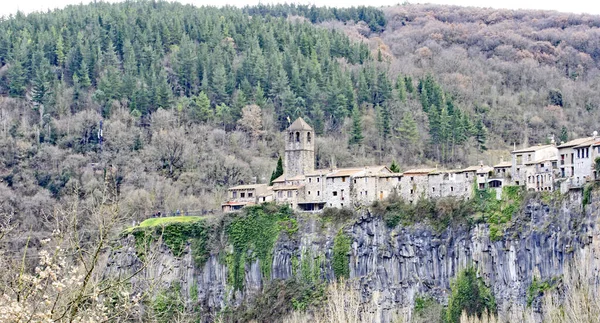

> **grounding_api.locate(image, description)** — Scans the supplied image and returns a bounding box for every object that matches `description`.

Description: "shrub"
[446,267,496,323]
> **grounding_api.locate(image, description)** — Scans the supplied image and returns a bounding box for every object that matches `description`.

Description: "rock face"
[104,190,600,322]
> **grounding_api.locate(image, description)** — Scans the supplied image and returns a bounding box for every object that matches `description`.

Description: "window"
[333,191,338,196]
[308,191,311,195]
[307,132,311,143]
[354,179,357,184]
[287,191,292,197]
[342,177,346,182]
[410,189,414,194]
[317,191,320,196]
[309,178,312,183]
[263,197,266,202]
[451,187,454,192]
[410,177,414,181]
[289,132,293,142]
[365,177,368,183]
[248,192,253,198]
[295,132,300,142]
[365,191,368,196]
[317,177,320,182]
[278,191,283,198]
[516,155,523,165]
[341,189,345,200]
[240,192,245,198]
[232,191,237,198]
[341,203,344,207]
[432,187,435,192]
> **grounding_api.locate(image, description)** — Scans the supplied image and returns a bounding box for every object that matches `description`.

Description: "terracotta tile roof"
[512,144,556,153]
[272,174,286,183]
[558,137,593,148]
[402,168,437,175]
[573,138,597,148]
[494,161,512,168]
[287,117,313,131]
[326,165,390,178]
[228,184,268,190]
[272,185,303,190]
[304,169,329,176]
[525,157,557,165]
[326,168,364,178]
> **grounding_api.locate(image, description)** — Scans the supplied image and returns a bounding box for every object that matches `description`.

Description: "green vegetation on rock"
[332,230,351,279]
[446,267,496,323]
[130,218,209,267]
[473,186,525,241]
[527,276,559,307]
[226,203,295,291]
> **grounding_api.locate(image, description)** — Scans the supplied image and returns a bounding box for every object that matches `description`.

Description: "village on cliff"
[222,118,600,212]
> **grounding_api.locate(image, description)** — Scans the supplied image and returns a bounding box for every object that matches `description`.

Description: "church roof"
[288,117,313,131]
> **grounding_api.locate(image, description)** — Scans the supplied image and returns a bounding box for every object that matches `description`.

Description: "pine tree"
[396,75,406,102]
[188,91,212,123]
[348,105,364,147]
[211,62,228,105]
[357,71,370,105]
[311,104,325,135]
[475,119,488,152]
[560,126,569,143]
[7,60,27,97]
[396,112,419,146]
[405,75,414,94]
[32,60,53,105]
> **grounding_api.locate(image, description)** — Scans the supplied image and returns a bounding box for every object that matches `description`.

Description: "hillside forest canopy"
[0,1,600,232]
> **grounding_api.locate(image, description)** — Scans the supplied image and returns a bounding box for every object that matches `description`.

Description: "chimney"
[593,131,598,139]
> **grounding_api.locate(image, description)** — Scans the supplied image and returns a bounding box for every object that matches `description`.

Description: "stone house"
[511,144,558,188]
[557,137,593,180]
[428,170,469,199]
[400,168,436,203]
[221,184,270,212]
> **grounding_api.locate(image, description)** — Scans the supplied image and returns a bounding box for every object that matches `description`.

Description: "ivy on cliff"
[226,203,295,291]
[332,230,351,279]
[130,220,209,267]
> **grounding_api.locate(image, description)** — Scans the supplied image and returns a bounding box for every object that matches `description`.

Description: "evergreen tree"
[396,75,406,102]
[560,126,569,143]
[390,160,400,173]
[188,91,213,123]
[7,60,27,97]
[32,60,53,105]
[475,119,488,151]
[405,75,414,94]
[211,62,228,105]
[396,112,419,146]
[269,156,284,185]
[349,105,364,147]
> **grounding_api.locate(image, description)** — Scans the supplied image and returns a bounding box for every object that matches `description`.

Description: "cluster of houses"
[221,118,600,212]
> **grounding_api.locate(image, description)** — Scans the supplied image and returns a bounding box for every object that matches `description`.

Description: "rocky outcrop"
[104,189,600,321]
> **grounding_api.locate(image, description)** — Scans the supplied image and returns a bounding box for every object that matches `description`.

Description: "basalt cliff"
[104,189,600,322]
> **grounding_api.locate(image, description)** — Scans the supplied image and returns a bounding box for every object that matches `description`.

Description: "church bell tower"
[285,117,315,177]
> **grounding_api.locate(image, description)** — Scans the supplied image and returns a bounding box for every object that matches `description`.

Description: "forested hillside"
[1,1,600,230]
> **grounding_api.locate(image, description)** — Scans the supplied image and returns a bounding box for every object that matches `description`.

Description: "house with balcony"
[511,144,558,191]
